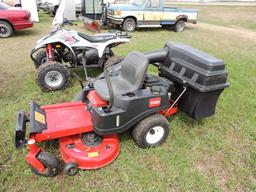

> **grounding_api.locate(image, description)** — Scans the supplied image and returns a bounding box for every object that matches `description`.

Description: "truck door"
[143,0,163,25]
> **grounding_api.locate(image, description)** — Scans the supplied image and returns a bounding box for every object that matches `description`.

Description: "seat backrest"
[120,52,149,90]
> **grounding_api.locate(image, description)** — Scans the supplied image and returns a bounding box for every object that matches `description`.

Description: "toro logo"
[149,97,161,108]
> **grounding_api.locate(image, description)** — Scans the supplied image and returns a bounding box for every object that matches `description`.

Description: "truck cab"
[105,0,198,32]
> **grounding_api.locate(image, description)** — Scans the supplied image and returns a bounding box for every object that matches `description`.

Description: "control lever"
[104,69,114,112]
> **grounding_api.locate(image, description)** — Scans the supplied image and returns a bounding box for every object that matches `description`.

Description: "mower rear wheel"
[104,56,124,69]
[30,151,62,177]
[132,114,170,148]
[64,162,78,176]
[36,62,70,91]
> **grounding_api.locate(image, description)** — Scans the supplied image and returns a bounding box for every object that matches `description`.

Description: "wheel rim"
[146,126,165,144]
[177,22,185,32]
[44,71,63,87]
[0,24,10,37]
[69,167,76,175]
[126,21,135,31]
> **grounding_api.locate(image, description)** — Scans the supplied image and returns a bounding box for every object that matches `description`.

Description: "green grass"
[178,5,256,30]
[0,8,256,192]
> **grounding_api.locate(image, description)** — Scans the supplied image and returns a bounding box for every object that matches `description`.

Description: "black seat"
[94,52,149,101]
[78,32,116,43]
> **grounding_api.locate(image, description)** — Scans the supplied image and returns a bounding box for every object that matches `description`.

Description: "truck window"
[0,2,10,10]
[146,0,160,8]
[132,0,147,6]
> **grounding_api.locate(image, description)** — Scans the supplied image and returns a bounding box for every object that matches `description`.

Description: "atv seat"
[78,32,116,43]
[94,52,149,101]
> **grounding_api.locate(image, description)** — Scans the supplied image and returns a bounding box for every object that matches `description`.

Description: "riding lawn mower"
[15,42,229,176]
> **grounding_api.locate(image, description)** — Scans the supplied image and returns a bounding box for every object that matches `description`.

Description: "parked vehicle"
[104,0,198,32]
[0,2,33,38]
[41,0,60,15]
[15,42,229,176]
[40,0,81,15]
[2,0,21,7]
[31,0,130,91]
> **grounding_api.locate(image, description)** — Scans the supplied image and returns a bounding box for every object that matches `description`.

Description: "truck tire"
[174,20,186,32]
[36,62,70,91]
[132,114,170,149]
[0,21,14,38]
[123,18,136,32]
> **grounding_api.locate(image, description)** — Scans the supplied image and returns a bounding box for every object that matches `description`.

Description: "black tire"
[64,162,78,176]
[132,114,170,149]
[36,62,70,91]
[0,21,14,38]
[34,50,47,68]
[33,50,61,69]
[174,20,186,32]
[104,56,124,69]
[123,18,136,32]
[30,151,62,177]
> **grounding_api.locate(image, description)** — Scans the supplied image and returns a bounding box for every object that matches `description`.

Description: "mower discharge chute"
[15,42,228,177]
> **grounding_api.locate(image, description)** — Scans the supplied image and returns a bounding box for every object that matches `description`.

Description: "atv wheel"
[64,162,78,176]
[34,50,47,68]
[174,20,186,32]
[30,151,62,177]
[132,114,170,149]
[104,56,124,69]
[0,21,13,38]
[36,62,70,91]
[34,50,62,69]
[123,18,136,32]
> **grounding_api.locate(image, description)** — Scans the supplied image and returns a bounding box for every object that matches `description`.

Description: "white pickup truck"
[104,0,198,32]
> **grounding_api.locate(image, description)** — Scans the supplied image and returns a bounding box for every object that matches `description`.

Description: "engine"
[76,48,99,65]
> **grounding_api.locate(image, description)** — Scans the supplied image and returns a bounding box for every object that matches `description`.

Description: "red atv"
[15,42,228,176]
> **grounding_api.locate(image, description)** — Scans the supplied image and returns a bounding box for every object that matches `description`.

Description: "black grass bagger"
[153,42,229,120]
[15,42,228,176]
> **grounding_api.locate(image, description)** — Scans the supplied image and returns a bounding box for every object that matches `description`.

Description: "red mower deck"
[59,134,120,169]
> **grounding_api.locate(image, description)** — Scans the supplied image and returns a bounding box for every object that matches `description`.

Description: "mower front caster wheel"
[30,151,62,177]
[132,114,170,149]
[64,162,78,176]
[36,61,70,91]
